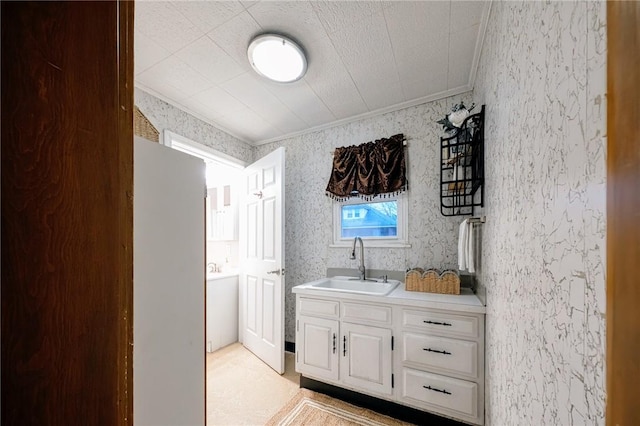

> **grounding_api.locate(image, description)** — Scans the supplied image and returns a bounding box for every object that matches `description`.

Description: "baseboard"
[299,376,466,426]
[285,341,295,353]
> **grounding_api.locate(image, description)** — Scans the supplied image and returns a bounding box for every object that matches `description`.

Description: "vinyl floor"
[206,343,300,425]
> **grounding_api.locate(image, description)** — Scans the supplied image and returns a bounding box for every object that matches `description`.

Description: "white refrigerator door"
[134,137,205,426]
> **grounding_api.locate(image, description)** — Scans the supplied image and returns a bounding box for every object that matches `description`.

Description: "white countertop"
[293,281,485,314]
[206,270,239,281]
[386,283,485,313]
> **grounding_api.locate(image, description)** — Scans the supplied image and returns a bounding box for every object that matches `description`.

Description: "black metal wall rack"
[440,105,485,216]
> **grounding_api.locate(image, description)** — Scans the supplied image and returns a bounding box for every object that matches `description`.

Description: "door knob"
[267,269,284,275]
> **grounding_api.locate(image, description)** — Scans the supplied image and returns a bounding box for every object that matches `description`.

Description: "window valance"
[326,133,407,201]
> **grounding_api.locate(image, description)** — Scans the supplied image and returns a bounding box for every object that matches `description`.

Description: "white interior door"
[239,147,285,374]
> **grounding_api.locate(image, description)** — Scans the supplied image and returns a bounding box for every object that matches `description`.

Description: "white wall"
[255,94,474,342]
[472,2,606,424]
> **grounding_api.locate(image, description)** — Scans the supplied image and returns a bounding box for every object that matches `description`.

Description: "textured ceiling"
[135,1,490,145]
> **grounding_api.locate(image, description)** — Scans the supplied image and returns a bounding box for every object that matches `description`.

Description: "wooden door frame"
[118,2,135,423]
[1,2,134,424]
[606,2,640,425]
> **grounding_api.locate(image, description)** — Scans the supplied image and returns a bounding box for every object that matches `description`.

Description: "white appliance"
[134,137,205,426]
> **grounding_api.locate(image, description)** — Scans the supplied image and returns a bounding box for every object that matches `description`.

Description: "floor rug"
[266,388,414,426]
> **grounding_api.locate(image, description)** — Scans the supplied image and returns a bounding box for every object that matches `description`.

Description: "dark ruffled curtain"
[326,133,407,201]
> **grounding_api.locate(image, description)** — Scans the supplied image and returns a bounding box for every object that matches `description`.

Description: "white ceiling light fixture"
[248,34,307,83]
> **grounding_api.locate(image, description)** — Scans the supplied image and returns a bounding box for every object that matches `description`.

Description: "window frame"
[330,194,410,248]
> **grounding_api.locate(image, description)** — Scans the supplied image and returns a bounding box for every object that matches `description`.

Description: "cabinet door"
[340,322,393,396]
[296,315,339,381]
[207,185,238,241]
[206,276,239,353]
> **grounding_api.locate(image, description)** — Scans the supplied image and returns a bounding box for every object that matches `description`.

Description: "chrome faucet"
[350,236,366,281]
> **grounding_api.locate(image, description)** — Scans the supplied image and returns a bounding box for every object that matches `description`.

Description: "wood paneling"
[607,2,640,426]
[1,1,134,424]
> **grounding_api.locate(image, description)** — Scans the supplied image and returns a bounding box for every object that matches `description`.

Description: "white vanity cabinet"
[340,310,393,397]
[293,284,485,425]
[295,297,394,398]
[206,274,239,353]
[297,314,339,381]
[396,307,485,425]
[296,297,340,381]
[340,322,393,395]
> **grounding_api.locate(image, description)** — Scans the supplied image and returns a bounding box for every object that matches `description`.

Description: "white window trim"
[330,194,411,248]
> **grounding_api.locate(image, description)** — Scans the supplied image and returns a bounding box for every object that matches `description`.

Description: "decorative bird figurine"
[437,102,476,133]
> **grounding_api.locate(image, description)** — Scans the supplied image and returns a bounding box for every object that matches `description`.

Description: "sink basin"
[305,276,400,296]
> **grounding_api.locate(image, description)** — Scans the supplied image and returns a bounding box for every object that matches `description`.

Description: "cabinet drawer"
[299,297,339,318]
[401,368,477,418]
[402,333,478,379]
[402,309,478,338]
[342,302,392,325]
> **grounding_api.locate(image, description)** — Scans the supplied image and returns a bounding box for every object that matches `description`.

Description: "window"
[343,208,364,220]
[332,195,409,248]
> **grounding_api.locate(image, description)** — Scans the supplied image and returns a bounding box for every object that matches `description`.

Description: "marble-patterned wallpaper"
[135,88,254,165]
[472,1,606,425]
[255,95,473,343]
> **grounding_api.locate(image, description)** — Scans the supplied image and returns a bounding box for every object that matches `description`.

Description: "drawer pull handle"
[423,320,452,326]
[423,385,452,395]
[333,333,336,354]
[343,336,347,356]
[423,347,452,355]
